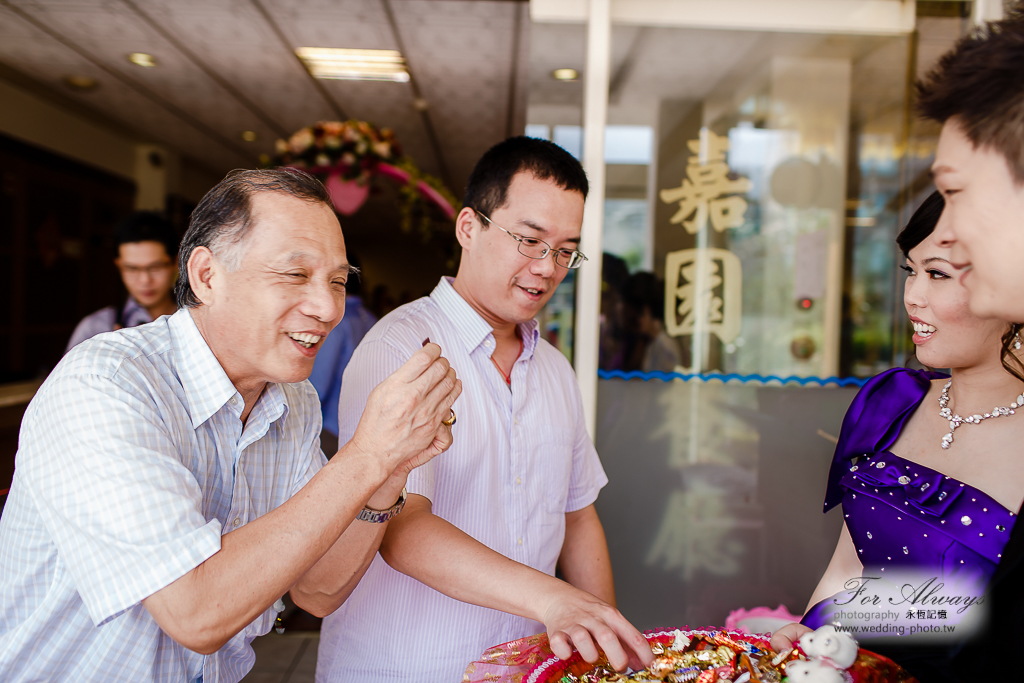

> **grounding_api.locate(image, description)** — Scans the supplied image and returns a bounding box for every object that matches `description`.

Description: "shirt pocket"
[527,424,575,516]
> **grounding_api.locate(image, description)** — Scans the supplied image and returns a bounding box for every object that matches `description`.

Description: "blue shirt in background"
[308,295,378,435]
[65,297,155,354]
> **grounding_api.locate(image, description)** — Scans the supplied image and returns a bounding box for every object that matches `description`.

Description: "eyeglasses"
[475,210,589,269]
[119,262,174,278]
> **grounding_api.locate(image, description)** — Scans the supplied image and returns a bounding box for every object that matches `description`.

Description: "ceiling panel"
[0,0,529,194]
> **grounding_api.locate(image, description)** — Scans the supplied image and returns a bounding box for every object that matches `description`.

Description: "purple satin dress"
[803,368,1017,629]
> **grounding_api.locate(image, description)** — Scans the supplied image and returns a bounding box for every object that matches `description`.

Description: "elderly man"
[317,137,654,683]
[0,168,461,682]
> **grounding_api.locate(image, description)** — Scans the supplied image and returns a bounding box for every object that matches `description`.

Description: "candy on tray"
[563,625,859,683]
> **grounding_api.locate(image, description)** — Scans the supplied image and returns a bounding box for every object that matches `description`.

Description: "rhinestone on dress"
[850,465,858,472]
[998,525,1006,532]
[875,462,886,469]
[961,516,972,526]
[867,531,873,539]
[898,476,911,485]
[938,492,948,501]
[903,547,908,554]
[920,483,930,491]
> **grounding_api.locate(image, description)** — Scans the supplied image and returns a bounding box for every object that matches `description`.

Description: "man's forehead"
[514,217,581,244]
[274,249,349,270]
[248,193,342,236]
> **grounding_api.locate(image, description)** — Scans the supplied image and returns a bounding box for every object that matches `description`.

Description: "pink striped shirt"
[316,277,607,683]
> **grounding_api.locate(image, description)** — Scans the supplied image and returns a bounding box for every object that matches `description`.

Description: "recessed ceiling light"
[552,68,579,81]
[296,47,410,83]
[63,75,99,91]
[128,52,157,68]
[241,130,258,142]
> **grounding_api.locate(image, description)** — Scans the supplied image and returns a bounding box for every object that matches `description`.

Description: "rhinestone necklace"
[938,379,1024,449]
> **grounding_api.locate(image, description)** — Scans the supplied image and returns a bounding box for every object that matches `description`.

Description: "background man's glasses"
[475,210,588,269]
[119,262,174,278]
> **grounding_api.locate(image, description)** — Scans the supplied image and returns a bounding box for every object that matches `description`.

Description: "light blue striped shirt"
[317,277,608,683]
[0,309,325,682]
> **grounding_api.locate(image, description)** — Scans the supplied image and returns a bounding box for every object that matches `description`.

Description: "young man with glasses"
[317,137,653,682]
[65,211,180,352]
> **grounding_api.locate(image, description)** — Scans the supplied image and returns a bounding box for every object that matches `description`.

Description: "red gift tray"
[516,628,917,683]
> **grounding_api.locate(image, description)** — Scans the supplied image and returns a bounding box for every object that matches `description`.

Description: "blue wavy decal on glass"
[597,369,868,387]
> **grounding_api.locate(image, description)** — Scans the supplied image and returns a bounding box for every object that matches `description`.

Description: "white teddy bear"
[784,659,846,683]
[798,625,858,669]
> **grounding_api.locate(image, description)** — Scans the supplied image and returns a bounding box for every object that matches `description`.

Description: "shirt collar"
[430,277,540,357]
[168,309,290,430]
[122,296,152,324]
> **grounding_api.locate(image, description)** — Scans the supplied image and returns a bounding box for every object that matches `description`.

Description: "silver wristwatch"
[356,487,407,523]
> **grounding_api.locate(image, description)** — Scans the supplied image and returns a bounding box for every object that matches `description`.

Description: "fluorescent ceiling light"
[296,47,410,82]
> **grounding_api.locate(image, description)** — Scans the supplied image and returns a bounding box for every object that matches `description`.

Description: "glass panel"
[579,15,966,632]
[528,21,585,363]
[596,377,857,628]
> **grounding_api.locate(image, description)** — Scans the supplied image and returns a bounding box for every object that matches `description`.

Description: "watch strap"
[356,487,407,523]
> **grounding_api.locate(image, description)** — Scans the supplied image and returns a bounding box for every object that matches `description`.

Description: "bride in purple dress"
[773,192,1024,666]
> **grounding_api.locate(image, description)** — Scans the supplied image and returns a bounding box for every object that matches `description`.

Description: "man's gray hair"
[175,168,334,308]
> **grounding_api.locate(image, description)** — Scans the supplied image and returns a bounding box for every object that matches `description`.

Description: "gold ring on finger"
[442,408,456,427]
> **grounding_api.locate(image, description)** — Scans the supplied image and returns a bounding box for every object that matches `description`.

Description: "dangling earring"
[1015,325,1022,350]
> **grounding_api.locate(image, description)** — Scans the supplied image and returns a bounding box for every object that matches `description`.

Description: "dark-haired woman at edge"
[772,192,1024,682]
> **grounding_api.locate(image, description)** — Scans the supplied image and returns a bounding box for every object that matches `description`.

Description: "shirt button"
[514,418,518,426]
[229,397,237,405]
[233,518,241,527]
[517,538,523,546]
[516,477,521,485]
[484,340,492,347]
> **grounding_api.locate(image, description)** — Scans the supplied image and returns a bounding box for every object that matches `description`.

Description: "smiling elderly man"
[0,168,461,683]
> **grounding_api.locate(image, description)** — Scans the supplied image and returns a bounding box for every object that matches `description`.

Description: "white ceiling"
[0,0,946,197]
[0,0,531,193]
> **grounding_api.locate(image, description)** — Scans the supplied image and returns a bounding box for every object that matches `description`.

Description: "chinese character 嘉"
[659,130,752,235]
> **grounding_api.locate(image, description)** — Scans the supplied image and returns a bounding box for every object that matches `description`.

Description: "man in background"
[65,211,179,352]
[308,253,378,455]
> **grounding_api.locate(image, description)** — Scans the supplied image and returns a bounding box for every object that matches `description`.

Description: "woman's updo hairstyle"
[896,190,945,257]
[897,190,1024,383]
